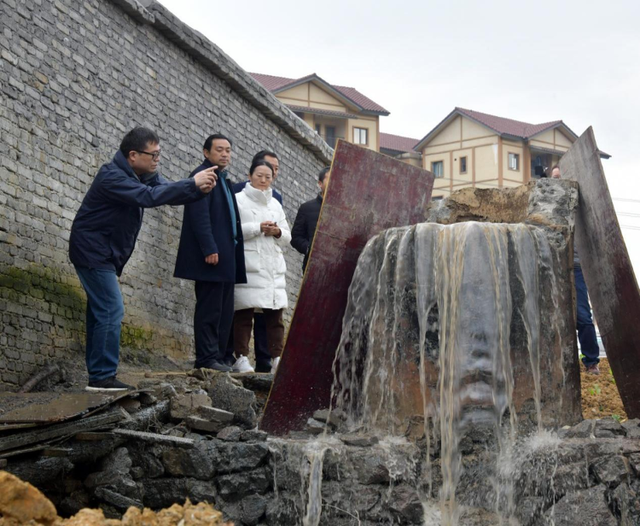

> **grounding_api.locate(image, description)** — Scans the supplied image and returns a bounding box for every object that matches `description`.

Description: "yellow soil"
[0,471,232,526]
[580,358,627,421]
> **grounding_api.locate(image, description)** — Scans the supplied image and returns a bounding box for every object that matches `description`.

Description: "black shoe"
[223,355,235,367]
[199,360,232,373]
[255,361,272,373]
[86,376,135,392]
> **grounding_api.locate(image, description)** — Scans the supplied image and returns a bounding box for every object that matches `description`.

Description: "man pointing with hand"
[69,127,217,391]
[174,134,247,372]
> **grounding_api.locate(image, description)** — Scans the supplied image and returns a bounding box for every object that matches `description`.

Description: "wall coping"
[107,0,334,164]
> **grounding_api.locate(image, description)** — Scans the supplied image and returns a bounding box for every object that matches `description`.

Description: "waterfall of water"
[333,221,559,524]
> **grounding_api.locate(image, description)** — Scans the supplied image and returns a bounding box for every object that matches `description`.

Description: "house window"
[431,161,444,178]
[315,124,321,134]
[460,156,467,174]
[353,127,368,145]
[508,153,520,171]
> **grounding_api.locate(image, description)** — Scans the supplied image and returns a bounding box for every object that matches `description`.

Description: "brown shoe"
[585,364,600,375]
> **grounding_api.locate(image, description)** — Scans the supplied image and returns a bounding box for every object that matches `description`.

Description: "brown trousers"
[234,308,284,359]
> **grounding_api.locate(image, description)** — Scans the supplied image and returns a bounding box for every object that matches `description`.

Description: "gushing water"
[333,221,558,524]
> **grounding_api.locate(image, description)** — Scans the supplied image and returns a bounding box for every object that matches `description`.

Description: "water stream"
[331,221,558,524]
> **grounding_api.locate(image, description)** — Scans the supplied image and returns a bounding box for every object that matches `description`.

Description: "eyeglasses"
[135,150,161,160]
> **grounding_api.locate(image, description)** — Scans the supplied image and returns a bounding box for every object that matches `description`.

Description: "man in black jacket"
[291,167,330,272]
[174,134,247,372]
[69,127,217,391]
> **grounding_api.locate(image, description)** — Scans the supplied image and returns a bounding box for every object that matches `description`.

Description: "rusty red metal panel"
[261,141,434,435]
[559,127,640,418]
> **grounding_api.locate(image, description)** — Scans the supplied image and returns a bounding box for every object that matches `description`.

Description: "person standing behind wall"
[291,167,331,272]
[69,127,218,391]
[551,164,602,374]
[174,134,247,373]
[230,150,282,372]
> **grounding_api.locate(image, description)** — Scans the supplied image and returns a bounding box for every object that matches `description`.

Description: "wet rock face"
[334,180,581,434]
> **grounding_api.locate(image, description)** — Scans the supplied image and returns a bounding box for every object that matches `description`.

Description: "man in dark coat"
[291,167,330,272]
[69,127,217,391]
[230,150,281,372]
[174,134,247,372]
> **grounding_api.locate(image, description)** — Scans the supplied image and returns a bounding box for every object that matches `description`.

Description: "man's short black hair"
[252,150,279,164]
[319,167,330,182]
[119,127,159,157]
[204,134,233,151]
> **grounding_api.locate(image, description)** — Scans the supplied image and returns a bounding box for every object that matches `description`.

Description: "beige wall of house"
[346,115,379,151]
[419,115,576,198]
[273,80,381,152]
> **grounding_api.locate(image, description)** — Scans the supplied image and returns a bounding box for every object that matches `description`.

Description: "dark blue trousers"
[75,267,124,382]
[194,281,235,368]
[575,266,600,366]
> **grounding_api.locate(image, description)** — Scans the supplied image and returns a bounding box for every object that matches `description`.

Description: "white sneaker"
[270,356,280,374]
[232,356,254,373]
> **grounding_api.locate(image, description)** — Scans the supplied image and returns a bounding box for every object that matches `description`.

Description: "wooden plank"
[112,428,195,448]
[261,141,434,435]
[0,409,123,453]
[74,432,115,441]
[559,127,640,418]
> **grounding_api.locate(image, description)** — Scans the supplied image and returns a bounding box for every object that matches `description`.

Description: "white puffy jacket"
[234,184,291,311]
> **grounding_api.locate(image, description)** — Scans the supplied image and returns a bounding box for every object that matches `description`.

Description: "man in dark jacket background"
[69,127,217,391]
[291,167,330,272]
[174,134,247,372]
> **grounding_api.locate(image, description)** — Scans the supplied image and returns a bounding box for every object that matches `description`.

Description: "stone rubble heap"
[2,372,640,525]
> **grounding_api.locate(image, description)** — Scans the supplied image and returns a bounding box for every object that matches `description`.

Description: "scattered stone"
[547,484,617,525]
[93,486,143,512]
[595,417,626,438]
[198,405,234,423]
[240,429,268,442]
[622,418,640,439]
[118,398,141,413]
[138,392,157,405]
[224,494,267,526]
[353,450,391,485]
[552,462,590,494]
[161,444,215,480]
[206,374,257,428]
[340,433,379,447]
[305,418,326,435]
[216,442,270,474]
[563,419,596,438]
[389,484,424,523]
[186,416,225,434]
[217,426,243,442]
[312,408,343,428]
[216,468,271,501]
[628,453,640,475]
[170,393,213,421]
[591,455,630,486]
[610,482,640,525]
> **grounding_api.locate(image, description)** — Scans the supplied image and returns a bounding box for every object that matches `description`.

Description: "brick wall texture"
[0,0,333,387]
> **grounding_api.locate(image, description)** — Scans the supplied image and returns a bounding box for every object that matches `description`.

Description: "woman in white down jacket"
[232,160,291,374]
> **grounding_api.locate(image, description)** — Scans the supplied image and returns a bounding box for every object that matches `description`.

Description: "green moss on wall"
[0,264,86,317]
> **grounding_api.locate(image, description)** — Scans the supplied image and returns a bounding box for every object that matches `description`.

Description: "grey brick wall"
[0,0,332,387]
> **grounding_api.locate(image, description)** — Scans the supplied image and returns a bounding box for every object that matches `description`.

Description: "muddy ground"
[580,358,627,421]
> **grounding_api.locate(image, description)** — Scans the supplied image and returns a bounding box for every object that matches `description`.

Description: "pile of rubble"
[3,370,640,525]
